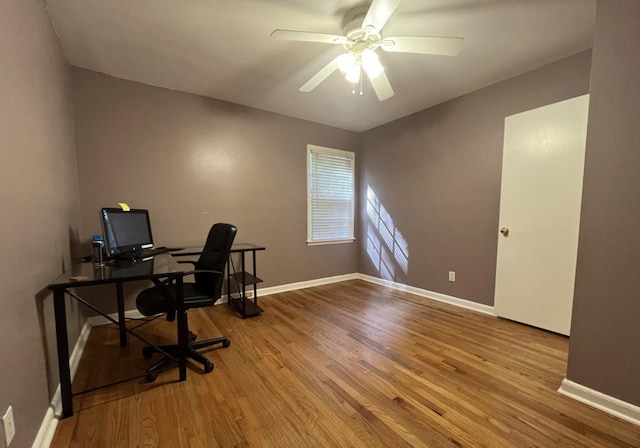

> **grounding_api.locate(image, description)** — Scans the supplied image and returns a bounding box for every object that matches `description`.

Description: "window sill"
[307,238,356,246]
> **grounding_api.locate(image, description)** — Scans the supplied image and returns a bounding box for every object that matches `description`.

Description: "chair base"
[142,333,230,382]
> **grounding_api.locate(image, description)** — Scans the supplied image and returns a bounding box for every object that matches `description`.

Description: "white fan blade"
[270,29,347,45]
[364,68,394,101]
[300,57,340,93]
[382,36,464,56]
[362,0,401,34]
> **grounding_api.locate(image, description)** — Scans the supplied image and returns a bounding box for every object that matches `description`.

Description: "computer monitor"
[100,208,154,258]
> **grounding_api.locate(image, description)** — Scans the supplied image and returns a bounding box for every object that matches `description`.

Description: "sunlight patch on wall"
[366,186,409,280]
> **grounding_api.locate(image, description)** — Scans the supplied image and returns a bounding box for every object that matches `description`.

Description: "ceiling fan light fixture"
[345,64,361,83]
[338,52,361,83]
[362,49,384,79]
[337,53,356,74]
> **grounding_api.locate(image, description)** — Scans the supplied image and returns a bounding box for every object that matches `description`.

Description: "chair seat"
[136,282,219,317]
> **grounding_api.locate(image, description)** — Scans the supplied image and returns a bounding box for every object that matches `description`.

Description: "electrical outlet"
[2,406,15,447]
[448,271,456,282]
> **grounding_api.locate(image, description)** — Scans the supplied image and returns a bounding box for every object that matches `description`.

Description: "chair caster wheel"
[142,347,154,359]
[189,331,197,342]
[222,340,231,348]
[203,361,214,373]
[145,372,158,382]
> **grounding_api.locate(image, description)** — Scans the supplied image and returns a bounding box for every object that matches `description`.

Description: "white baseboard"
[30,407,57,448]
[255,273,494,317]
[257,273,360,296]
[558,379,640,427]
[358,274,495,316]
[33,319,92,448]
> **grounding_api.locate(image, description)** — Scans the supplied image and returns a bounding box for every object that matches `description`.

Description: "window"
[307,145,355,245]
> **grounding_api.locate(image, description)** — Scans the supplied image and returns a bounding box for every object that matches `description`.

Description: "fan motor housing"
[342,5,369,34]
[342,5,382,51]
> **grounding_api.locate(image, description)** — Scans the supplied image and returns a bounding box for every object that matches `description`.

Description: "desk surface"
[170,242,266,257]
[48,253,185,289]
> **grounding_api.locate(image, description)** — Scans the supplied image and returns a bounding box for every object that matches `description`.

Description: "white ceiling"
[45,0,596,132]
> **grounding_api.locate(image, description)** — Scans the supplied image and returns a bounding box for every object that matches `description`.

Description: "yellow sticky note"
[118,202,131,211]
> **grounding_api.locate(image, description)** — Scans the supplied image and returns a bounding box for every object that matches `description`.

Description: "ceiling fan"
[270,0,464,101]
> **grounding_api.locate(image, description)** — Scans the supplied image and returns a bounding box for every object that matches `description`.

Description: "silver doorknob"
[500,227,509,236]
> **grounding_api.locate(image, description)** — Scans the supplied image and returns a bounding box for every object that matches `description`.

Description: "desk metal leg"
[241,251,246,317]
[252,250,258,308]
[116,282,127,347]
[53,289,73,418]
[226,255,231,306]
[175,275,187,381]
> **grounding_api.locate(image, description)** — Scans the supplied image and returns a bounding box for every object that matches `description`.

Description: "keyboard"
[139,247,170,257]
[112,247,170,261]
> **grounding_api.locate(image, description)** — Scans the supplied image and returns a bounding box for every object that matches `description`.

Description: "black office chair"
[136,223,237,381]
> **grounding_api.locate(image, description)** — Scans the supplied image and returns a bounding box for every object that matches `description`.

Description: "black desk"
[48,254,188,419]
[172,243,266,318]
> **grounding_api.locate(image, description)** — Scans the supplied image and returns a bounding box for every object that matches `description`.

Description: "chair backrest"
[194,223,237,297]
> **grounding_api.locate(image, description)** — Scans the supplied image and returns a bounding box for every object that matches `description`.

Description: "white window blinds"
[307,145,355,244]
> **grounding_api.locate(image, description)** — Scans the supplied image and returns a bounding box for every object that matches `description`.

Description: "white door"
[494,94,589,336]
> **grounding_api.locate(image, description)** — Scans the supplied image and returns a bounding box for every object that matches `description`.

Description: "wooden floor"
[51,280,640,447]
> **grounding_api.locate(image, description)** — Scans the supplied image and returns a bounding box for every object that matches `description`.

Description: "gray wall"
[567,0,640,407]
[358,51,592,305]
[72,69,360,301]
[0,0,82,446]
